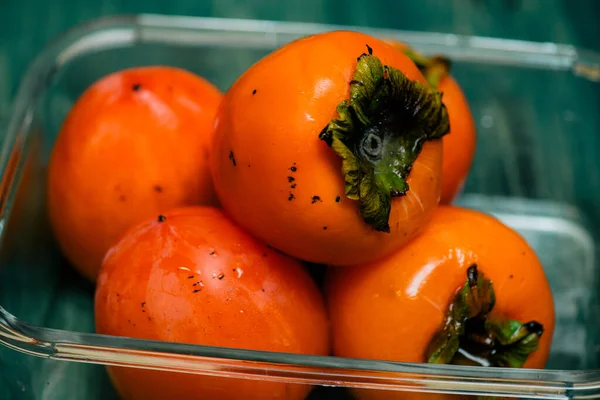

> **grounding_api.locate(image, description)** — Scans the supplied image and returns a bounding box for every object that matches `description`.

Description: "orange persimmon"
[385,39,477,204]
[327,206,555,399]
[47,66,223,282]
[95,206,330,400]
[211,31,451,266]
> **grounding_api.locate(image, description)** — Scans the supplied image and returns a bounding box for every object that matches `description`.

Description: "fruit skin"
[326,206,555,399]
[385,40,477,204]
[95,206,330,400]
[211,30,444,266]
[47,66,223,282]
[437,76,476,204]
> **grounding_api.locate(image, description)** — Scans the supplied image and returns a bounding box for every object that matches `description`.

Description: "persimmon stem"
[400,47,452,90]
[422,56,451,89]
[319,46,450,232]
[425,264,544,368]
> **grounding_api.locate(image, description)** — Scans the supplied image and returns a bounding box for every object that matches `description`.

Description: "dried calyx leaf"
[319,46,450,232]
[426,264,545,368]
[399,45,452,89]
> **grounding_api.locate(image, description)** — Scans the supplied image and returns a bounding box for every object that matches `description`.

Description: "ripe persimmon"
[95,206,330,400]
[385,40,477,204]
[326,206,555,399]
[47,66,223,282]
[211,31,450,266]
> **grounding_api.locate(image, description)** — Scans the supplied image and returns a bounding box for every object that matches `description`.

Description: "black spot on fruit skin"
[287,176,295,183]
[323,226,328,230]
[252,89,257,95]
[311,196,322,204]
[157,215,167,223]
[288,193,295,201]
[335,196,341,202]
[154,185,163,193]
[132,83,142,91]
[229,151,237,167]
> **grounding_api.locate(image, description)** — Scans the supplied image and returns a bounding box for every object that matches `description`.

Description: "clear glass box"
[1,14,600,399]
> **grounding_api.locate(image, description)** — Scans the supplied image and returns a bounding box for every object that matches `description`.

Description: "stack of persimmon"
[46,30,555,400]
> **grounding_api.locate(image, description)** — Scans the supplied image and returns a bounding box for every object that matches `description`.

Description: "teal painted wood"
[1,0,599,120]
[0,1,599,399]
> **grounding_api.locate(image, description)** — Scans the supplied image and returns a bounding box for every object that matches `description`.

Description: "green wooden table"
[1,0,598,123]
[0,1,599,398]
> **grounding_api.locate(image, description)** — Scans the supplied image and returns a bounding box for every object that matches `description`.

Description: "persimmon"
[211,31,450,266]
[47,66,223,282]
[326,206,555,400]
[95,206,329,400]
[385,39,477,204]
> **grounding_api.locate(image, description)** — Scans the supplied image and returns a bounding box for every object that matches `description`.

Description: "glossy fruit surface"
[437,76,477,203]
[95,206,329,400]
[47,66,223,281]
[211,31,450,266]
[327,206,555,372]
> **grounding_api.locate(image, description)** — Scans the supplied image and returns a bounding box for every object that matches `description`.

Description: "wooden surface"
[1,0,599,122]
[0,1,599,399]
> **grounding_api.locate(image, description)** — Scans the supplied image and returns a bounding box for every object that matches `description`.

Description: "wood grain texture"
[0,0,599,120]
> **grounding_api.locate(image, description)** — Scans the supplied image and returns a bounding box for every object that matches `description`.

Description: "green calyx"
[426,265,545,368]
[400,46,452,90]
[319,46,450,232]
[420,56,452,89]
